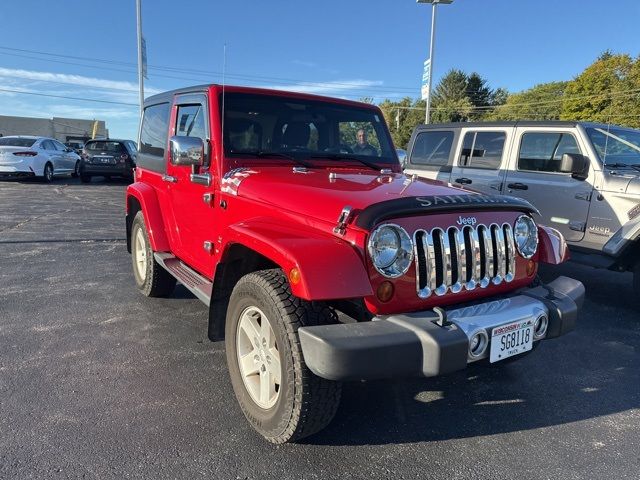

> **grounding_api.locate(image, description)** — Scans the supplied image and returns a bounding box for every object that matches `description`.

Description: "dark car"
[80,139,138,183]
[65,140,85,156]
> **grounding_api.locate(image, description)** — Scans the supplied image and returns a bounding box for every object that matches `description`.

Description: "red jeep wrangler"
[126,84,584,443]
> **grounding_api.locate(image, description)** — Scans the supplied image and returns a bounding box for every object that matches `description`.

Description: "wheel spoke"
[239,351,260,377]
[261,316,272,347]
[268,348,281,385]
[259,369,275,405]
[240,314,261,348]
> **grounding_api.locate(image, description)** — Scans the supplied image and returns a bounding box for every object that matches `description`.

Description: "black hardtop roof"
[143,84,380,110]
[415,120,632,130]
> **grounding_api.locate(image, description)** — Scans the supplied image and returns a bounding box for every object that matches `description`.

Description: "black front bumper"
[298,276,584,381]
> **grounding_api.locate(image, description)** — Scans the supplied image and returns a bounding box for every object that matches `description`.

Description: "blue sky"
[0,0,638,139]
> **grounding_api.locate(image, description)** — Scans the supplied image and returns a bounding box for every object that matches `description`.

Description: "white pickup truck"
[404,121,640,295]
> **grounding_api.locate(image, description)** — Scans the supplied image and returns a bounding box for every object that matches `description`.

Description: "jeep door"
[404,128,457,182]
[165,93,218,277]
[449,128,513,195]
[503,127,594,243]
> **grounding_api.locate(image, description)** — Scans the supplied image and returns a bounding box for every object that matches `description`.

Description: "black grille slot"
[477,225,487,280]
[415,230,428,290]
[448,228,459,285]
[433,230,444,288]
[463,226,473,283]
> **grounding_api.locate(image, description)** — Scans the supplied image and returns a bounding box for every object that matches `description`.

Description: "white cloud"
[261,79,384,96]
[0,67,159,94]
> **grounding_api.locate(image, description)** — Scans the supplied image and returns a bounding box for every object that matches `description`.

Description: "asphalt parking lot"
[1,178,639,479]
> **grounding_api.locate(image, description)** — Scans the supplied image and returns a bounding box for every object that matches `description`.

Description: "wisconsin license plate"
[489,319,534,363]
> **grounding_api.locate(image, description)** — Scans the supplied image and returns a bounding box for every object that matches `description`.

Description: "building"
[0,115,109,144]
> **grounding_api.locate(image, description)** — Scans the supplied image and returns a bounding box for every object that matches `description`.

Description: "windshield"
[586,126,640,167]
[0,137,36,147]
[85,141,125,153]
[221,92,396,165]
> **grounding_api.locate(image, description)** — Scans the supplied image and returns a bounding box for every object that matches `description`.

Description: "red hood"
[228,167,476,228]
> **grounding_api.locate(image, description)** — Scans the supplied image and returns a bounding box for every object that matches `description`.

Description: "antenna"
[221,43,227,162]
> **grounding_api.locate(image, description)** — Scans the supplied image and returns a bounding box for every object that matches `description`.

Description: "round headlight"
[514,215,538,259]
[368,224,413,278]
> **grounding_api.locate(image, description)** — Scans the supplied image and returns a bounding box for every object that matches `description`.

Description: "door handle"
[162,174,177,183]
[507,182,528,190]
[455,177,472,185]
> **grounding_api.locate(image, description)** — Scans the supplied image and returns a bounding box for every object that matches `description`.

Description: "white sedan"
[0,135,81,182]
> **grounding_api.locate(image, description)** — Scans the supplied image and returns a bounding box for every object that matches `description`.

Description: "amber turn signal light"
[289,267,301,285]
[526,260,536,277]
[376,281,394,303]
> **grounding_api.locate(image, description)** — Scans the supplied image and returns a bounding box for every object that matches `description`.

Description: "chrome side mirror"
[169,135,204,167]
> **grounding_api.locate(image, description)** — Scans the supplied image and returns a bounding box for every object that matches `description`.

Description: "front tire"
[130,211,176,297]
[633,261,640,297]
[225,269,342,444]
[71,161,80,178]
[80,174,91,183]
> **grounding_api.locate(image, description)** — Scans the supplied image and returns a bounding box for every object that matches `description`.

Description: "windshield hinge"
[333,206,353,235]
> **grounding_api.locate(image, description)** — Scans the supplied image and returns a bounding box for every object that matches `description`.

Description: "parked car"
[125,85,583,443]
[0,135,81,182]
[404,121,640,295]
[80,139,137,183]
[65,140,85,155]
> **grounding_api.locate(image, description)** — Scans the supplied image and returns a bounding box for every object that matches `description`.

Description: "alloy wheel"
[236,306,282,409]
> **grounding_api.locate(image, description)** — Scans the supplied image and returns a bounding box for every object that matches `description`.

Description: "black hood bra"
[355,194,539,230]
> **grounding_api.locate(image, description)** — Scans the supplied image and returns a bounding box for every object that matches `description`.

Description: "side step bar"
[154,252,212,306]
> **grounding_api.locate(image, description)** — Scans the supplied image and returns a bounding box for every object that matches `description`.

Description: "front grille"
[414,223,516,298]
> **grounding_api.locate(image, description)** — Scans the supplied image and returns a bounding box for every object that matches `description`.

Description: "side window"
[176,104,207,140]
[42,140,56,150]
[53,140,67,151]
[410,131,454,166]
[518,133,581,172]
[458,131,505,169]
[140,102,171,158]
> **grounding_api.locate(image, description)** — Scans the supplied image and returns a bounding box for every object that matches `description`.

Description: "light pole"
[417,0,453,124]
[136,0,144,117]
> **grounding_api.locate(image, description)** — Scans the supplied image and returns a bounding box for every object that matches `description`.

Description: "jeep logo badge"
[456,215,477,226]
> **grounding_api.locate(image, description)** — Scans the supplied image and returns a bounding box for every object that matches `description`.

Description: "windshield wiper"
[308,153,381,172]
[604,162,630,168]
[229,149,313,168]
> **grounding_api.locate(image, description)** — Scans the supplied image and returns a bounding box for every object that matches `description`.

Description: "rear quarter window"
[138,102,171,173]
[410,131,454,166]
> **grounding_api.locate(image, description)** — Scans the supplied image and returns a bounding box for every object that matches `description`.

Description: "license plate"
[489,319,534,363]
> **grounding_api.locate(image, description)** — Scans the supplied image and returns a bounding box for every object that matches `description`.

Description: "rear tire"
[42,163,53,183]
[225,269,342,444]
[131,211,176,297]
[633,261,640,297]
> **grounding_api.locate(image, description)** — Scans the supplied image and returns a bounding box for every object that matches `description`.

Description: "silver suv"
[405,121,640,294]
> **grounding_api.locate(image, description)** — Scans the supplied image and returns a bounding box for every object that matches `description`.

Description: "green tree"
[379,97,425,149]
[488,81,568,121]
[560,53,634,123]
[430,69,472,122]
